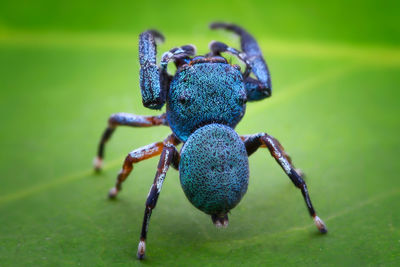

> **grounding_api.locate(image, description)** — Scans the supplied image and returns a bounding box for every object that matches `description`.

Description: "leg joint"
[145,185,159,208]
[108,113,121,127]
[289,170,305,188]
[123,154,136,166]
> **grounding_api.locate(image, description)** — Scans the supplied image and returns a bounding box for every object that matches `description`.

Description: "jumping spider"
[94,22,327,260]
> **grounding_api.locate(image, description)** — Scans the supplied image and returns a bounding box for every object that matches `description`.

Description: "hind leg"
[94,113,167,171]
[242,133,327,233]
[241,134,305,178]
[137,142,180,259]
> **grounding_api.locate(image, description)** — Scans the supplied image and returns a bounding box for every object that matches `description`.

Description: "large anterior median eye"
[179,95,187,104]
[179,91,191,105]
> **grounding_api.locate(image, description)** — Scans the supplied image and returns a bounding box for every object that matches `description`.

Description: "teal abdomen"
[179,124,249,216]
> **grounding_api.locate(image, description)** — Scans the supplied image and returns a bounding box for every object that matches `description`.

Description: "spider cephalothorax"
[167,61,247,141]
[94,22,327,260]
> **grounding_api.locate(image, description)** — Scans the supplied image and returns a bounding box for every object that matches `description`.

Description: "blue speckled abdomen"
[179,124,249,216]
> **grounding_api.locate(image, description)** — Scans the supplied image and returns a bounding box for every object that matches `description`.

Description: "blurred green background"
[0,0,399,266]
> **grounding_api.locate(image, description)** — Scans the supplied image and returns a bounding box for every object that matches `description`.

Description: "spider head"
[167,61,247,142]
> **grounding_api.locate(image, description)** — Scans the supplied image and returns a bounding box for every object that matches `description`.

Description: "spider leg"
[210,22,272,101]
[241,133,327,234]
[108,134,180,199]
[139,30,168,109]
[208,41,251,78]
[140,30,196,109]
[241,134,305,178]
[137,140,180,260]
[94,113,168,171]
[160,44,197,70]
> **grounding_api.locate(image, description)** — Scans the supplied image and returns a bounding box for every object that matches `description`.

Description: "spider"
[94,22,327,260]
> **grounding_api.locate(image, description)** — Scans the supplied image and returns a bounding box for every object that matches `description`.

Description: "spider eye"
[179,95,188,104]
[238,94,247,105]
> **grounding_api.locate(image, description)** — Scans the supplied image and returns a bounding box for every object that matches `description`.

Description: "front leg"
[242,133,327,233]
[208,41,251,78]
[160,45,197,70]
[137,142,180,260]
[210,22,272,101]
[139,31,196,109]
[139,30,168,109]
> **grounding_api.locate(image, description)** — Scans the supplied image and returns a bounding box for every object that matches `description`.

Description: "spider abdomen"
[179,124,249,216]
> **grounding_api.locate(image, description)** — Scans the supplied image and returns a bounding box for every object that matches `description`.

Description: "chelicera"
[94,22,327,260]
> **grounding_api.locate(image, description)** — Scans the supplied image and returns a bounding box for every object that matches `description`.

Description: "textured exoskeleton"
[94,22,327,260]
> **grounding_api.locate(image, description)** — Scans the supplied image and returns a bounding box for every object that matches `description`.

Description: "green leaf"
[0,1,399,266]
